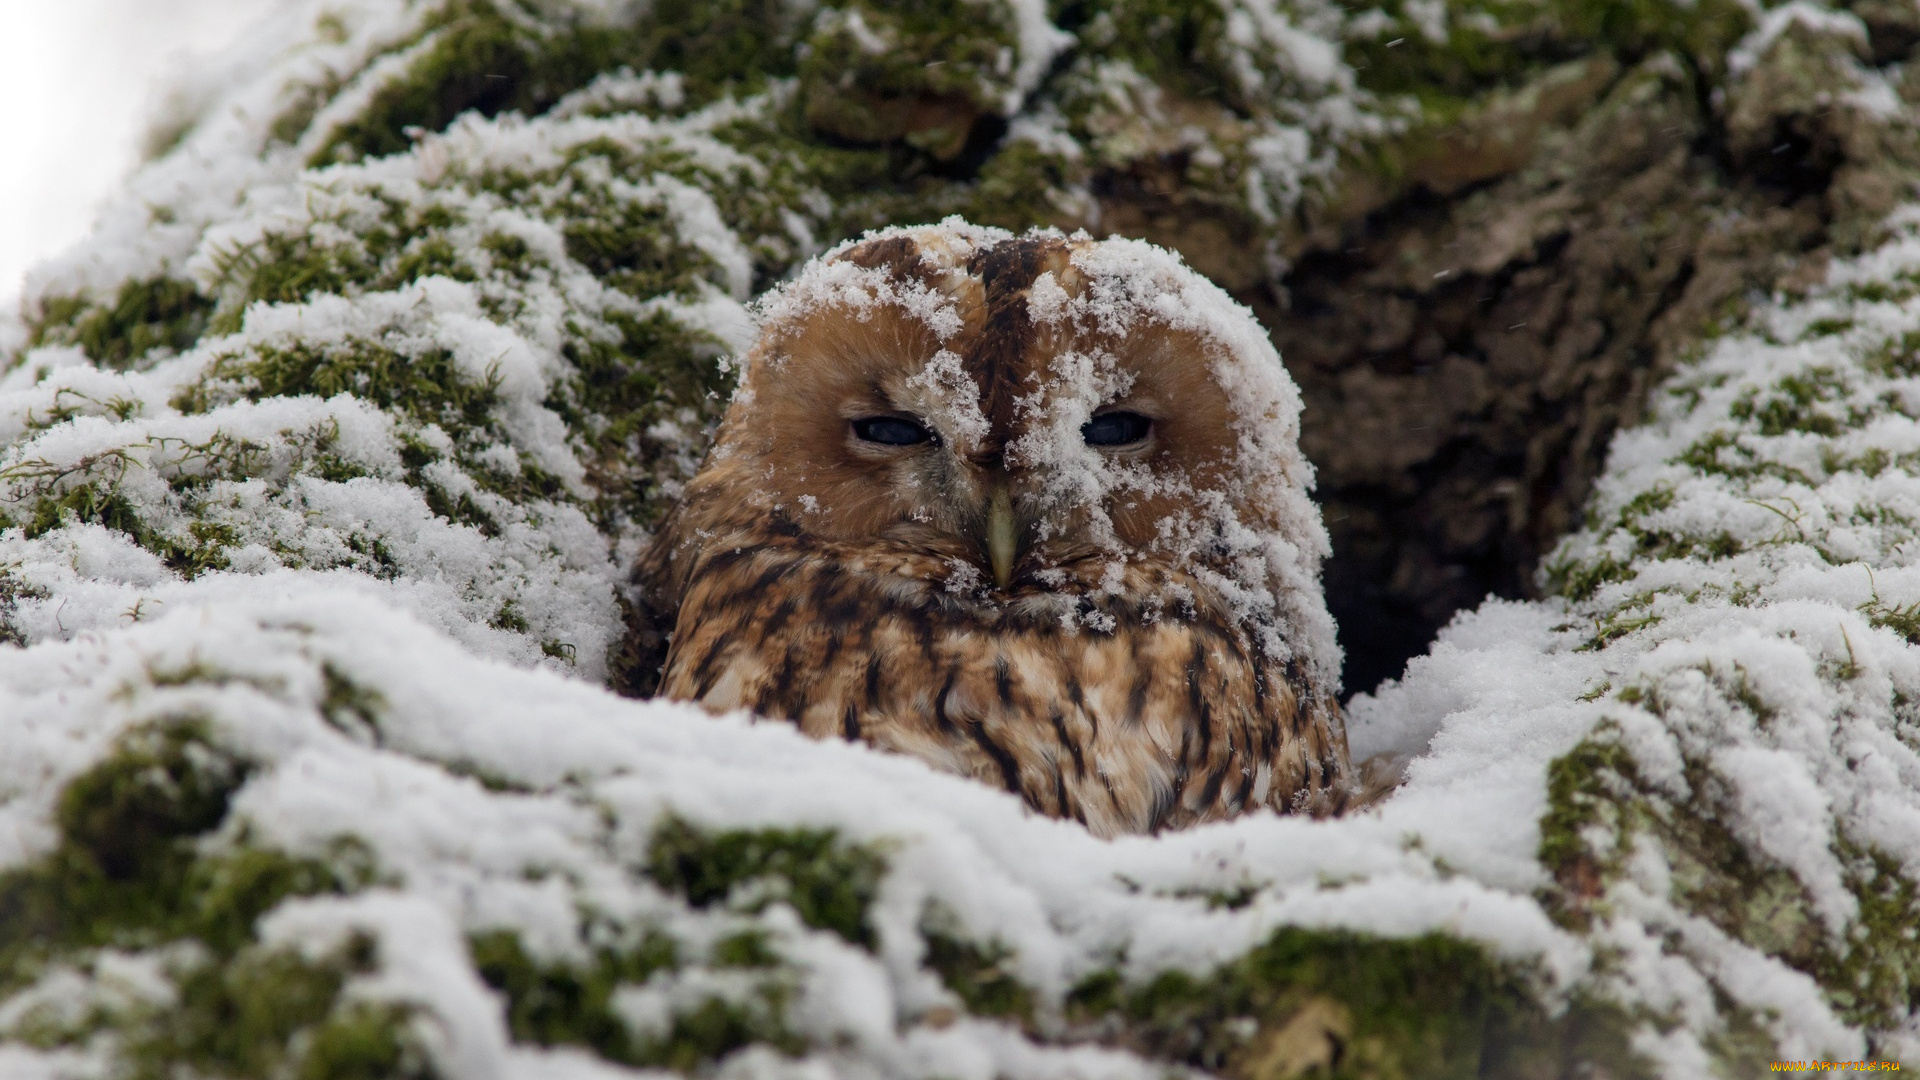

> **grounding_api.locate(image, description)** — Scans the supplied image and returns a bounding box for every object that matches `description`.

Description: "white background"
[0,0,282,312]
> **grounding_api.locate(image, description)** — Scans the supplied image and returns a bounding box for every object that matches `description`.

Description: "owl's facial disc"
[721,235,1260,607]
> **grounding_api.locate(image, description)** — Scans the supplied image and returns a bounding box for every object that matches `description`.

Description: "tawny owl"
[632,221,1352,836]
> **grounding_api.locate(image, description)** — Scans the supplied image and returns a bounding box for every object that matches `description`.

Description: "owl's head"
[684,219,1338,688]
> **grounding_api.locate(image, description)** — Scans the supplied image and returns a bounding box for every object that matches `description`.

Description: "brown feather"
[634,227,1353,837]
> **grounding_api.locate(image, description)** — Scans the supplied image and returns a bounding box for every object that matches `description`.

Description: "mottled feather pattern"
[635,222,1353,836]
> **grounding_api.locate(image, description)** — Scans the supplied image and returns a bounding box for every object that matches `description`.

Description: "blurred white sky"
[0,0,281,312]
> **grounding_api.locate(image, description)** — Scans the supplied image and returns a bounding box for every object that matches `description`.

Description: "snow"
[1727,0,1870,75]
[1370,210,1920,1063]
[0,578,1608,1072]
[3,0,1919,1072]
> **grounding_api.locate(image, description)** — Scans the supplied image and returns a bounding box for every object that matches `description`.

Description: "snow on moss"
[0,581,1611,1079]
[1353,209,1920,1064]
[3,22,838,678]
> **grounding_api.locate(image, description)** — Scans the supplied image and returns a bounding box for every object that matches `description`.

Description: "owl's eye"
[852,415,935,446]
[1082,411,1153,447]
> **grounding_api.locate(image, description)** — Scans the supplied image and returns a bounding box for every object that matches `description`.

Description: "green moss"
[206,224,380,318]
[1068,0,1248,107]
[489,600,531,634]
[648,995,804,1071]
[551,309,728,531]
[965,139,1081,233]
[0,720,374,993]
[1846,276,1920,307]
[0,448,144,537]
[305,0,816,167]
[1537,728,1638,929]
[0,418,387,578]
[1579,603,1661,650]
[1546,483,1752,604]
[622,0,805,103]
[1545,550,1629,602]
[1677,429,1776,482]
[559,189,721,300]
[796,0,1020,157]
[471,925,804,1069]
[199,195,484,326]
[377,232,473,290]
[18,385,144,434]
[469,130,804,296]
[29,277,214,370]
[1825,846,1920,1037]
[1863,596,1920,643]
[56,718,248,888]
[1546,0,1753,74]
[321,663,387,744]
[295,1000,438,1080]
[470,928,676,1059]
[177,113,784,545]
[181,340,501,433]
[123,934,433,1080]
[269,76,345,147]
[1344,0,1563,102]
[1069,927,1652,1079]
[0,717,403,1074]
[0,572,44,647]
[1661,773,1825,969]
[1726,367,1861,437]
[311,0,629,165]
[919,905,1036,1024]
[1803,316,1856,338]
[1826,444,1894,478]
[643,815,887,948]
[1866,328,1920,378]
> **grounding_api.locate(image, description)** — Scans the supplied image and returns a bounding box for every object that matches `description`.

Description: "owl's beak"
[986,484,1018,589]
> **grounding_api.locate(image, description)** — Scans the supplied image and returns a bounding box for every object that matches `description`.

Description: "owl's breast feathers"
[639,510,1351,837]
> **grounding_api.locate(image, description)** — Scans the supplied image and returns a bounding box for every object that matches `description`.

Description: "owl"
[631,221,1353,836]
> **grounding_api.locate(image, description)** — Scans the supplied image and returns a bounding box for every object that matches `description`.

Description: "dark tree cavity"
[1112,39,1920,692]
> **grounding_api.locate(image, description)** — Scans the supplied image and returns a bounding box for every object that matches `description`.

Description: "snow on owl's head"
[709,219,1339,685]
